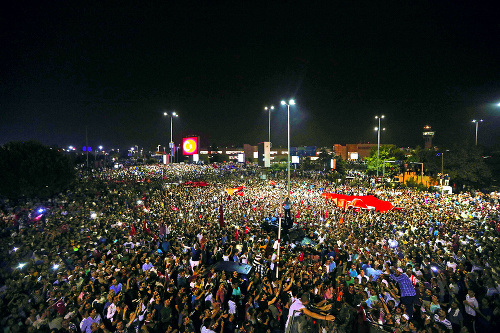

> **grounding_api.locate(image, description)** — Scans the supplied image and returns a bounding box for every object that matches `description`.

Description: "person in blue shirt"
[109,278,122,294]
[349,264,358,278]
[80,308,101,333]
[328,257,337,273]
[366,264,384,281]
[142,258,153,272]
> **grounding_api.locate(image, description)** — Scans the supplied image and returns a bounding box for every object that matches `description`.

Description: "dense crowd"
[0,164,499,333]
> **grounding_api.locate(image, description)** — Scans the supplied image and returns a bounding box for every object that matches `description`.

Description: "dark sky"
[1,1,500,151]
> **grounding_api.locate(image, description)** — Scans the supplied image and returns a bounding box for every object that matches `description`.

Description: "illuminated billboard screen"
[182,137,198,155]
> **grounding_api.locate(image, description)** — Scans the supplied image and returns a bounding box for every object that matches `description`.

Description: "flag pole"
[276,185,283,279]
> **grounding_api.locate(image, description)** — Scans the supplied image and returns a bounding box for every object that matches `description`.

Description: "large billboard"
[182,137,198,155]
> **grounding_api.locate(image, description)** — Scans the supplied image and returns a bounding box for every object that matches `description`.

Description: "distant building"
[333,143,378,160]
[200,143,386,163]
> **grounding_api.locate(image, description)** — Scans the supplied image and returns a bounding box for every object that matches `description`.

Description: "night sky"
[1,1,499,151]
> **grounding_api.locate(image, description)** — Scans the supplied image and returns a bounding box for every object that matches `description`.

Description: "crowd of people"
[0,163,499,333]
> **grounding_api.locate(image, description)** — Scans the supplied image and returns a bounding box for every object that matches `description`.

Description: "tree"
[299,156,314,171]
[364,145,403,176]
[317,147,331,170]
[444,142,492,190]
[0,141,76,200]
[333,156,347,175]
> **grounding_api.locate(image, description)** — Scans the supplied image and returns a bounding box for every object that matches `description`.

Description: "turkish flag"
[130,225,137,236]
[245,226,250,234]
[269,180,276,186]
[296,211,301,218]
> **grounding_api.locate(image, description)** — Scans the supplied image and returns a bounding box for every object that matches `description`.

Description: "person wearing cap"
[386,267,416,317]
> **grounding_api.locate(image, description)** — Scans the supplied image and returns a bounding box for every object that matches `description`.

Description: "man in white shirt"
[285,292,335,333]
[463,290,478,333]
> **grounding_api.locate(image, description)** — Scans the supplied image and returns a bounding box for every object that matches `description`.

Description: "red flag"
[325,211,328,219]
[339,215,344,225]
[130,225,137,236]
[244,226,250,234]
[296,211,301,218]
[143,220,150,233]
[219,203,225,228]
[236,192,243,196]
[171,206,179,211]
[298,252,304,262]
[269,180,276,186]
[235,228,239,241]
[51,298,67,316]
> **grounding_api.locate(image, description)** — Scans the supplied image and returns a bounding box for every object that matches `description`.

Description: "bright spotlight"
[289,99,295,105]
[281,100,286,105]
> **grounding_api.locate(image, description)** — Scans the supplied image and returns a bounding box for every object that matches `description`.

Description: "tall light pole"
[264,105,274,144]
[472,119,482,145]
[164,111,178,160]
[374,115,385,177]
[281,99,295,193]
[440,149,450,175]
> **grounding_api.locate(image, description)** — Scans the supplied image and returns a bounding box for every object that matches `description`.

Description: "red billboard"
[182,137,198,155]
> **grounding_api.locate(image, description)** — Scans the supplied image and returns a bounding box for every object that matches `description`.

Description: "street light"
[472,119,483,145]
[264,106,274,144]
[281,99,295,193]
[438,150,450,195]
[374,115,385,177]
[164,112,179,159]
